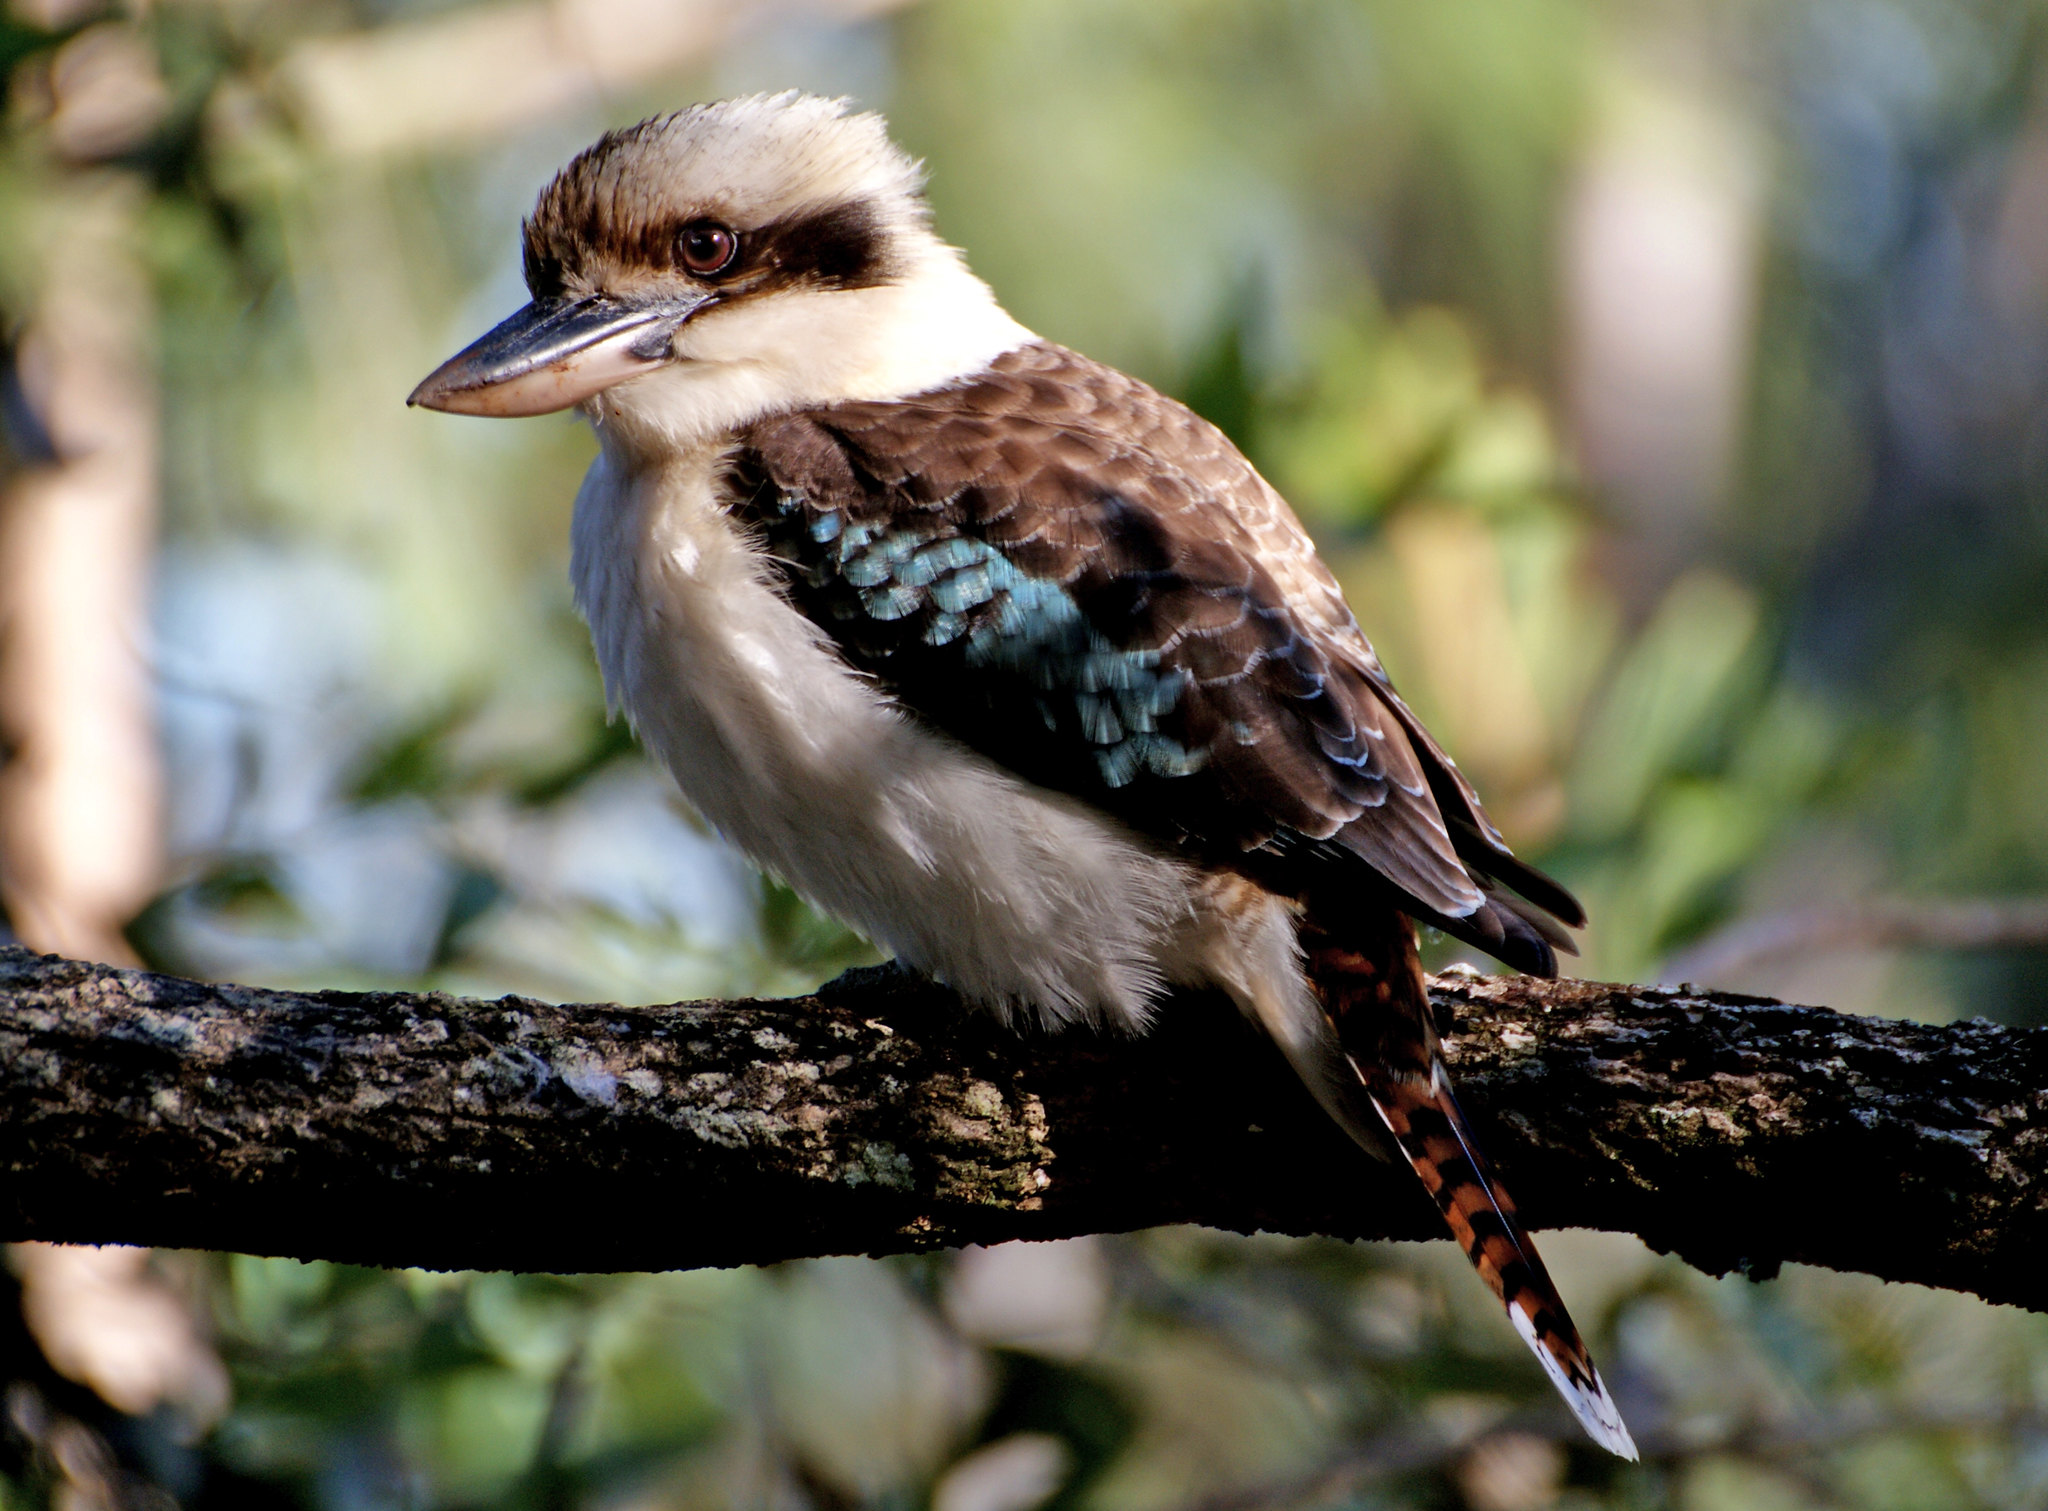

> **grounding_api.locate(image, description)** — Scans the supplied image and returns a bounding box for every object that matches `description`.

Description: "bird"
[409,92,1635,1459]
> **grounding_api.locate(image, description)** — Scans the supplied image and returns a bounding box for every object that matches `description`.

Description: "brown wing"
[732,340,1578,970]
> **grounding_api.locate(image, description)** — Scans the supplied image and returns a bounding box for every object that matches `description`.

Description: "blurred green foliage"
[7,0,2048,1507]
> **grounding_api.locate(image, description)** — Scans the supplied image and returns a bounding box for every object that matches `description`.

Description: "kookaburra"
[411,92,1634,1458]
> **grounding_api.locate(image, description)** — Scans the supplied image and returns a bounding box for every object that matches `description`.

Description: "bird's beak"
[407,291,712,417]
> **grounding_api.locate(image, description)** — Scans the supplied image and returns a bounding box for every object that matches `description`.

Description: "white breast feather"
[572,443,1230,1029]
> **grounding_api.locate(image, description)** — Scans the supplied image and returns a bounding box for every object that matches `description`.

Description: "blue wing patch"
[769,493,1205,788]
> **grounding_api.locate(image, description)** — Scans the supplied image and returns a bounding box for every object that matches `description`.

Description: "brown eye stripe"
[757,201,896,289]
[696,202,900,294]
[522,188,904,301]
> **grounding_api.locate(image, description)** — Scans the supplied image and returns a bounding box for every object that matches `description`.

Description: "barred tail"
[1302,917,1638,1461]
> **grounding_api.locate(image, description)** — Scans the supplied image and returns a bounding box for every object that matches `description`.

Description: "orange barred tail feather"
[1361,1032,1640,1459]
[1301,916,1639,1461]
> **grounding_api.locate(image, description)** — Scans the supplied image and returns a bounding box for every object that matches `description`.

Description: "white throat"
[583,241,1032,463]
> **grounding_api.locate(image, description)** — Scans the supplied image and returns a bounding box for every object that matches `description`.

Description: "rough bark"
[1,944,2042,1310]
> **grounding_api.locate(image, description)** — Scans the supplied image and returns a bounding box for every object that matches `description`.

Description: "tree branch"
[1,945,2042,1310]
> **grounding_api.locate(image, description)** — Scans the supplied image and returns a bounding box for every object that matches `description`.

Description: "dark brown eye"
[678,221,738,276]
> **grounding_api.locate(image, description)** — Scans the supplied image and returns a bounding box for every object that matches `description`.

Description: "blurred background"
[5,0,2048,1506]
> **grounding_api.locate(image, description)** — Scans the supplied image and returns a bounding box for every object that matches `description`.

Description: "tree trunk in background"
[0,175,162,967]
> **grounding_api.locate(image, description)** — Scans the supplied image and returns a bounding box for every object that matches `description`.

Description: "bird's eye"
[678,222,739,276]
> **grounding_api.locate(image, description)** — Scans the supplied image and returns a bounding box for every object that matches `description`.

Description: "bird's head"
[409,92,1026,450]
